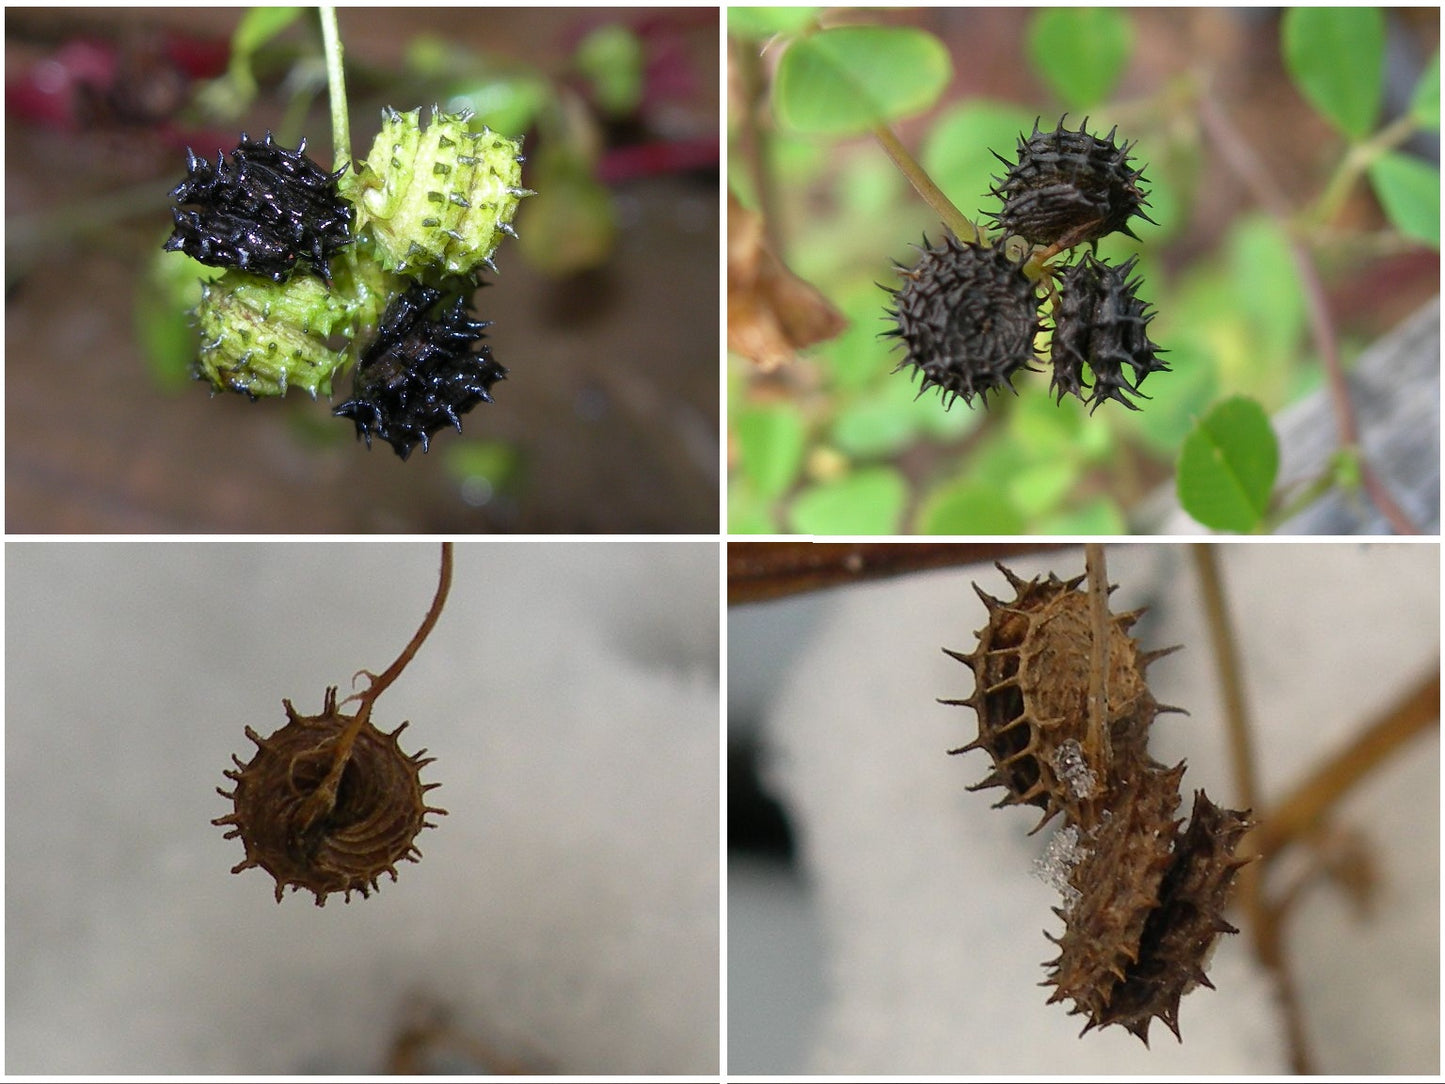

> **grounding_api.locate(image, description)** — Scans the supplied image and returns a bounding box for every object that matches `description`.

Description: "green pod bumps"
[345,106,531,278]
[194,260,394,398]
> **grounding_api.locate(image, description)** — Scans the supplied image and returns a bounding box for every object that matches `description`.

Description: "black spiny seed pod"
[882,234,1043,409]
[164,132,353,283]
[334,284,506,460]
[987,116,1155,251]
[1050,254,1168,411]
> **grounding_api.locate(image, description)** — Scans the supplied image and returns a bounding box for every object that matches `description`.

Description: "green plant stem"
[1311,112,1420,226]
[734,38,783,254]
[1258,469,1337,532]
[872,123,979,242]
[319,5,351,168]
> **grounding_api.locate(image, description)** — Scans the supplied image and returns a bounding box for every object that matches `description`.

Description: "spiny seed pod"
[882,235,1042,409]
[987,116,1154,251]
[334,283,507,460]
[1043,763,1185,1032]
[943,563,1176,832]
[1091,791,1254,1043]
[213,687,447,906]
[945,561,1252,1044]
[194,271,351,398]
[344,106,531,279]
[164,132,353,283]
[1050,254,1168,412]
[191,249,397,399]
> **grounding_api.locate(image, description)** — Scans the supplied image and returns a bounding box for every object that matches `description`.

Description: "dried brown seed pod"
[881,234,1043,409]
[943,562,1176,831]
[1049,254,1168,412]
[986,116,1155,251]
[213,544,453,905]
[214,687,446,904]
[1093,791,1254,1043]
[945,560,1252,1043]
[1042,763,1185,1032]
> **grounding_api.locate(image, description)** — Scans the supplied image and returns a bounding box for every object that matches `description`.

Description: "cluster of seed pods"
[944,562,1252,1042]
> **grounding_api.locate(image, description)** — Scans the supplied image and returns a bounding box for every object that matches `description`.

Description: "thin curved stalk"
[1084,544,1112,771]
[873,123,980,242]
[300,543,454,829]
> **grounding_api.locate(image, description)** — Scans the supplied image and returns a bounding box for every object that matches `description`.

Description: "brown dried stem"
[1253,667,1439,860]
[1192,544,1309,1071]
[302,542,454,830]
[728,542,1066,604]
[1083,543,1112,769]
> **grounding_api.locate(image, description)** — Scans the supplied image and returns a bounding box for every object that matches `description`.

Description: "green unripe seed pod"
[194,271,353,398]
[345,106,531,278]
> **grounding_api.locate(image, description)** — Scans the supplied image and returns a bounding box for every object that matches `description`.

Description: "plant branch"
[1195,92,1420,535]
[1252,667,1439,859]
[1190,544,1316,1071]
[733,38,783,254]
[1191,546,1261,816]
[360,541,454,716]
[1311,112,1420,226]
[727,542,1067,604]
[319,5,351,168]
[872,123,980,243]
[300,542,453,835]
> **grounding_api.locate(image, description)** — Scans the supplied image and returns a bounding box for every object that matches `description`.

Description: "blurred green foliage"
[1025,8,1133,110]
[773,25,952,134]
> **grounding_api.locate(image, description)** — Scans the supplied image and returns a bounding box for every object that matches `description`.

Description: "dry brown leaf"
[727,192,847,370]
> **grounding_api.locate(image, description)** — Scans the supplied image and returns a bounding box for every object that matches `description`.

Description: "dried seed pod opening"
[1043,763,1185,1030]
[945,563,1169,831]
[213,688,447,906]
[215,543,454,906]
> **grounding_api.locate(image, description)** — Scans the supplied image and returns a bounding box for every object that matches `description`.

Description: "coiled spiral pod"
[987,116,1155,251]
[334,283,507,459]
[214,544,454,906]
[1049,254,1168,411]
[882,235,1043,409]
[164,132,353,283]
[213,688,447,905]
